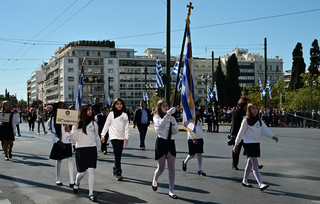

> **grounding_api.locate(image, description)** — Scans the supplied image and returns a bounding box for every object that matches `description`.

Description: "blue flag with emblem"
[75,65,84,113]
[181,23,196,137]
[156,57,164,88]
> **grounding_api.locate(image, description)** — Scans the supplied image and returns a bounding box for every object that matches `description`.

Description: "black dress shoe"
[258,165,263,169]
[242,182,253,188]
[152,185,157,191]
[73,182,79,193]
[197,170,206,176]
[89,195,97,202]
[69,183,74,188]
[232,166,239,170]
[169,193,178,199]
[260,184,269,191]
[56,181,63,186]
[182,160,187,171]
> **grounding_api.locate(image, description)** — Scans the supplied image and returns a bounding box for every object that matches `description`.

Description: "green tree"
[214,57,226,106]
[289,43,306,90]
[308,39,320,77]
[225,53,241,107]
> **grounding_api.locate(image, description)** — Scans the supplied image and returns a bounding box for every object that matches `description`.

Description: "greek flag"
[107,95,111,106]
[213,82,218,101]
[181,23,196,137]
[172,59,179,75]
[75,65,84,113]
[266,79,272,99]
[145,92,149,104]
[177,74,183,91]
[206,85,211,102]
[259,78,263,100]
[156,57,164,88]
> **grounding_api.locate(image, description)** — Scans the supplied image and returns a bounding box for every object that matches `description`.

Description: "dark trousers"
[111,139,124,174]
[138,124,148,148]
[28,120,35,130]
[213,120,219,132]
[207,120,212,132]
[16,124,20,135]
[100,132,109,152]
[232,140,243,168]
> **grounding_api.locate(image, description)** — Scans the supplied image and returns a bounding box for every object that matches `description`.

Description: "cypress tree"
[225,53,241,107]
[215,58,226,106]
[289,43,306,90]
[308,39,320,76]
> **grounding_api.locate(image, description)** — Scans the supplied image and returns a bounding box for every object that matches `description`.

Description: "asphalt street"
[0,122,319,204]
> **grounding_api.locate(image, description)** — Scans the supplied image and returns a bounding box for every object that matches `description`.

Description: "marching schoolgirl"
[182,108,206,176]
[233,102,278,191]
[152,100,179,199]
[48,102,74,187]
[101,98,129,181]
[0,101,16,161]
[68,104,100,202]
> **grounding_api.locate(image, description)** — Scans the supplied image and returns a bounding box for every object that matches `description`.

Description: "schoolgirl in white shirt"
[233,102,278,191]
[182,108,206,176]
[68,104,100,202]
[48,102,74,187]
[152,100,179,199]
[101,98,129,181]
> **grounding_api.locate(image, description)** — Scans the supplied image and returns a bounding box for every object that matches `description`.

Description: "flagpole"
[172,2,194,107]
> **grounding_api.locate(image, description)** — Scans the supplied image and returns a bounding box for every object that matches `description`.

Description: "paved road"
[0,122,319,204]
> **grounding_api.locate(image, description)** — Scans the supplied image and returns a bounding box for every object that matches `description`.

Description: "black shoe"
[69,183,74,188]
[260,184,269,191]
[103,151,107,155]
[115,173,123,181]
[89,195,97,202]
[73,182,79,193]
[18,134,21,137]
[182,160,187,171]
[152,185,157,191]
[258,165,263,169]
[242,182,253,188]
[56,181,63,186]
[169,193,178,199]
[232,166,239,170]
[197,170,206,176]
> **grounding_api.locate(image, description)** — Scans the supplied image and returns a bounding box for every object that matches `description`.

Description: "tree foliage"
[225,54,241,107]
[289,43,306,90]
[308,39,320,76]
[215,58,226,106]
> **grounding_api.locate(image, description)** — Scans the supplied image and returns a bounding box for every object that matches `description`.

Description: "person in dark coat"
[205,103,213,132]
[94,107,109,154]
[133,100,152,150]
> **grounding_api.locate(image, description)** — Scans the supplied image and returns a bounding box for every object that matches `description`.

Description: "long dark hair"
[195,107,201,126]
[110,98,126,112]
[237,97,250,110]
[0,101,11,113]
[50,102,65,139]
[245,102,262,126]
[78,104,94,134]
[155,99,168,118]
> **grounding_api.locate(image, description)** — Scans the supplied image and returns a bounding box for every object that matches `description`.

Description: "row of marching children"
[47,98,205,202]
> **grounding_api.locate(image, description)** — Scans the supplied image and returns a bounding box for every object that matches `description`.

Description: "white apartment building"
[28,42,283,108]
[30,69,44,102]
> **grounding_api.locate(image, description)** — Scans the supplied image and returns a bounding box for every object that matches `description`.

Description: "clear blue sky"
[1,0,320,101]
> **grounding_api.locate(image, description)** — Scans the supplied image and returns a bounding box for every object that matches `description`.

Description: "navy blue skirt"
[75,146,97,172]
[188,138,204,155]
[49,143,72,160]
[243,143,260,157]
[155,137,176,160]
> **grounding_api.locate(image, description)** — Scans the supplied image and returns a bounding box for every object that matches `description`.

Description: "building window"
[68,59,73,63]
[108,69,114,73]
[86,51,90,56]
[97,52,101,57]
[108,60,113,64]
[68,77,74,81]
[68,85,73,90]
[276,65,279,71]
[68,68,74,72]
[259,65,262,71]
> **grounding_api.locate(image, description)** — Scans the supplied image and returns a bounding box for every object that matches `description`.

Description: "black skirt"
[155,137,176,160]
[243,143,260,157]
[75,146,97,172]
[49,143,72,160]
[188,138,204,155]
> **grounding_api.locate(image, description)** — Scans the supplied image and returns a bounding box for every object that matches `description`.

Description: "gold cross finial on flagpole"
[186,2,194,23]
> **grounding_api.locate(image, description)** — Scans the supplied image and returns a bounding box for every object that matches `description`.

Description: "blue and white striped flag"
[181,23,196,137]
[107,95,111,106]
[266,79,272,99]
[75,65,84,113]
[206,85,211,102]
[177,74,183,91]
[172,59,180,75]
[213,82,218,101]
[145,92,149,104]
[259,78,263,100]
[156,57,164,88]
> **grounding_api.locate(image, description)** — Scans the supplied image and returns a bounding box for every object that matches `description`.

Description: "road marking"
[0,199,11,204]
